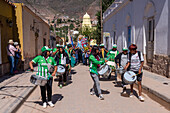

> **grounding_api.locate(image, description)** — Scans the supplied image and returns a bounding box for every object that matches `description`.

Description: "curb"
[134,83,170,110]
[3,85,37,113]
[117,75,170,110]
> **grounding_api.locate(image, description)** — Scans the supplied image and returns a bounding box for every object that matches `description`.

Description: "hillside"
[9,0,100,21]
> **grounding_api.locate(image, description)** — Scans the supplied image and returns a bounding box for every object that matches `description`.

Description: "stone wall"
[144,54,170,78]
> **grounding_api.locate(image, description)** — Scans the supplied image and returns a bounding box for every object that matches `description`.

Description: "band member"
[107,44,119,80]
[89,45,107,100]
[99,43,108,58]
[29,46,57,108]
[115,47,128,93]
[52,44,60,59]
[55,47,70,88]
[124,44,144,101]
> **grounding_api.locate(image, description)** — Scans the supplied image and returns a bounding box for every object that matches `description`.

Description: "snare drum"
[106,61,116,71]
[30,75,47,86]
[57,65,66,75]
[116,66,125,75]
[123,71,137,84]
[98,64,111,78]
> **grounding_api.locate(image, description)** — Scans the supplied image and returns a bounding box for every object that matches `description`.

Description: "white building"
[103,0,170,77]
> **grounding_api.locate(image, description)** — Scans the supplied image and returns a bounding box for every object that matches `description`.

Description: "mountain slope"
[10,0,100,20]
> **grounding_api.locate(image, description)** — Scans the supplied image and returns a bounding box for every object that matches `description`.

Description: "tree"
[69,23,75,30]
[102,0,115,13]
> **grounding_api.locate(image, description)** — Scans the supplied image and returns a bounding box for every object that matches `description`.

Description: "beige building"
[82,13,92,28]
[14,3,50,70]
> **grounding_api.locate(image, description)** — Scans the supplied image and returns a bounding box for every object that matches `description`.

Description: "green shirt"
[89,55,105,75]
[53,48,57,53]
[107,50,119,62]
[32,55,57,79]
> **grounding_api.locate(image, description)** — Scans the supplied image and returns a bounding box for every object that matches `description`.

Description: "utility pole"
[100,0,103,43]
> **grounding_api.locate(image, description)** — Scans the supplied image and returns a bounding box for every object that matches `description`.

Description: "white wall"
[103,0,169,55]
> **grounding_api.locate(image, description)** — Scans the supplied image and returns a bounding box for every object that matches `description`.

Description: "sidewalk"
[135,70,170,110]
[0,70,37,113]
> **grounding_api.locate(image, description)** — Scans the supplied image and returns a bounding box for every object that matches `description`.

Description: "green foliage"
[102,0,115,13]
[57,19,62,24]
[69,23,75,30]
[50,25,54,31]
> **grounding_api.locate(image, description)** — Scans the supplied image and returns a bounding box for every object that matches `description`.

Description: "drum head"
[57,65,66,73]
[123,71,137,84]
[98,65,109,75]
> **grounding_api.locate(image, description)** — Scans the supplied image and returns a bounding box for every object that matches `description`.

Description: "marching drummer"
[89,45,107,100]
[124,44,145,101]
[55,46,70,88]
[115,47,128,93]
[99,43,108,59]
[29,46,57,108]
[52,44,60,58]
[107,44,119,80]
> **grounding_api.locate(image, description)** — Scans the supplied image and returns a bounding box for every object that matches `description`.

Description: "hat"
[14,42,19,46]
[112,44,117,48]
[100,43,104,47]
[122,47,128,51]
[56,44,60,47]
[8,39,14,44]
[41,46,52,52]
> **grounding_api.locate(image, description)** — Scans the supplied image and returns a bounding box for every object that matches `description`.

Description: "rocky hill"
[10,0,100,21]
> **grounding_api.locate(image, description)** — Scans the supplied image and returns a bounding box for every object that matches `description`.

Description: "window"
[148,18,155,42]
[43,38,46,46]
[127,26,131,48]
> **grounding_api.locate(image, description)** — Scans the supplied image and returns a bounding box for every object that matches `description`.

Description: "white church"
[103,0,170,77]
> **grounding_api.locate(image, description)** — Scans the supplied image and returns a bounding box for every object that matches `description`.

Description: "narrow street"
[17,64,169,113]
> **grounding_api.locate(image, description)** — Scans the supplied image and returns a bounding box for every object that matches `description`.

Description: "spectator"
[14,42,21,73]
[6,40,19,75]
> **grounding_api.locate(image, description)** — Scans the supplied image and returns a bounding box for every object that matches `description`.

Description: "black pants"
[59,66,69,83]
[40,77,53,103]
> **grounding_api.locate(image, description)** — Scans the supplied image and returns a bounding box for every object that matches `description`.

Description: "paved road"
[17,64,169,113]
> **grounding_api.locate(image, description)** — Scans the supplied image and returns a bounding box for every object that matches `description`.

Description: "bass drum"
[57,65,66,76]
[30,75,47,86]
[98,64,111,78]
[123,71,137,84]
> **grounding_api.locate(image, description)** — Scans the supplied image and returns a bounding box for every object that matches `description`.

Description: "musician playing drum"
[89,45,107,100]
[107,44,119,80]
[124,44,145,101]
[115,47,128,94]
[29,46,57,108]
[55,46,69,88]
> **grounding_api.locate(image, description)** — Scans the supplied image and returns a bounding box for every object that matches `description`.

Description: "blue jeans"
[90,73,101,95]
[82,53,85,64]
[14,58,19,71]
[8,56,15,74]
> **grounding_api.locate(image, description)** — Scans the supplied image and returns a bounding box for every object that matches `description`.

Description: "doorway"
[146,17,155,64]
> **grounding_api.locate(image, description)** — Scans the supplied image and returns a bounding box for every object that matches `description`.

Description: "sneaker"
[129,92,133,98]
[48,101,54,107]
[90,91,95,95]
[59,84,63,88]
[122,87,126,94]
[99,94,104,100]
[139,96,145,101]
[43,102,47,108]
